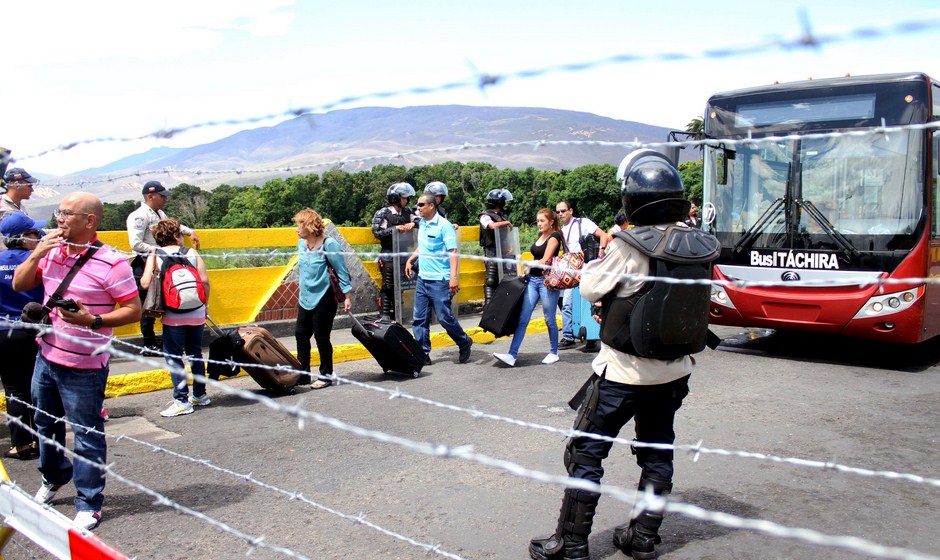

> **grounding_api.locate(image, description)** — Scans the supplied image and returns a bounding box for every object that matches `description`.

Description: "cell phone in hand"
[54,299,80,312]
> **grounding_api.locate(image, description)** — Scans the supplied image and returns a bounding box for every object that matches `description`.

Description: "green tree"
[100,199,138,231]
[679,160,704,205]
[203,184,242,228]
[552,164,619,228]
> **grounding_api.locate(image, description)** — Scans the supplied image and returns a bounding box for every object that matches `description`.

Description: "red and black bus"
[702,72,940,343]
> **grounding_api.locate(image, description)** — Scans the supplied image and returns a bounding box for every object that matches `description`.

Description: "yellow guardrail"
[97,225,498,336]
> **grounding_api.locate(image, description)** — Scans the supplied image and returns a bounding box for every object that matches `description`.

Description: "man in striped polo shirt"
[13,192,141,531]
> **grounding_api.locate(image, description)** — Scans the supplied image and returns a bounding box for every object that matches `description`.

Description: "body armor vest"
[478,209,507,249]
[374,206,413,251]
[600,225,720,360]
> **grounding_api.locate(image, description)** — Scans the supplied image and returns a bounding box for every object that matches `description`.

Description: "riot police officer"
[424,181,449,219]
[371,182,418,319]
[529,150,719,560]
[478,188,513,305]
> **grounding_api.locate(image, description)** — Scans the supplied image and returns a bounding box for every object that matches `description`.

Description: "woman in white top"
[141,219,211,417]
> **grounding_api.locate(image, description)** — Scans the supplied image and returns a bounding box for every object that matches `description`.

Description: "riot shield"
[392,228,418,326]
[494,225,522,282]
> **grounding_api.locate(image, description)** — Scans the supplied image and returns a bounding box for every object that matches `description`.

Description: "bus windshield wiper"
[799,199,860,260]
[732,197,784,255]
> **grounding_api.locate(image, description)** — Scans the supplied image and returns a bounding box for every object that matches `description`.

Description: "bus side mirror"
[663,145,680,167]
[716,147,735,185]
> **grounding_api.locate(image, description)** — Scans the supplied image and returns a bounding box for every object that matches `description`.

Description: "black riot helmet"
[485,188,513,209]
[616,149,690,226]
[386,182,416,205]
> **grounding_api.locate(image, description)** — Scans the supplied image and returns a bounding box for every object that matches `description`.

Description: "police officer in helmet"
[371,182,418,319]
[529,150,719,560]
[479,188,514,305]
[424,181,449,219]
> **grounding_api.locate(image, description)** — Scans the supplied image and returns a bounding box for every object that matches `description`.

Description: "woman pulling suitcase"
[294,209,353,389]
[492,208,565,367]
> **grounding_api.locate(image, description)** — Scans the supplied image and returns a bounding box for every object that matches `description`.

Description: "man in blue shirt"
[405,194,473,365]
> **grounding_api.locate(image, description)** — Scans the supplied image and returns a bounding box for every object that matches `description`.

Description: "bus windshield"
[705,129,924,246]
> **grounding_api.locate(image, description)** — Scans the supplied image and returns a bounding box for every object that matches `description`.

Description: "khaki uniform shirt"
[580,228,692,386]
[126,204,194,256]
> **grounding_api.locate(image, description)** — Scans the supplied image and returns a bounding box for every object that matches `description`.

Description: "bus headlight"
[711,285,736,309]
[854,286,922,319]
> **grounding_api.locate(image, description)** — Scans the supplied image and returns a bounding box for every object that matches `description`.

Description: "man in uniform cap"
[125,181,201,354]
[1,168,40,252]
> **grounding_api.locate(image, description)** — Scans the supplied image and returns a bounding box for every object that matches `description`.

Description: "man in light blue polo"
[405,193,473,365]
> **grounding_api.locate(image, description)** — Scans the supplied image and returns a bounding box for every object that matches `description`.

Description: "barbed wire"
[34,119,940,190]
[4,365,938,560]
[5,395,467,560]
[2,415,316,560]
[8,235,940,292]
[15,14,940,165]
[6,319,940,494]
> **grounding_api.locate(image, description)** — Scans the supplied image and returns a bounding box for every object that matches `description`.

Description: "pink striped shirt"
[38,237,138,369]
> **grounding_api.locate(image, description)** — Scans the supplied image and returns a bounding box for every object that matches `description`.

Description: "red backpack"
[157,247,207,312]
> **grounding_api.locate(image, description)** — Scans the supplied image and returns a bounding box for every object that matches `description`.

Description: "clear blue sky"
[6,0,940,175]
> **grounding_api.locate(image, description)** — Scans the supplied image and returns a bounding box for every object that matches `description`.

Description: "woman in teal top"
[294,208,353,389]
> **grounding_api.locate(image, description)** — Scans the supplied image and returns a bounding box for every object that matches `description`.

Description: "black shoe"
[583,340,598,351]
[612,524,659,560]
[423,355,432,366]
[528,533,589,560]
[558,338,577,350]
[297,373,312,385]
[140,344,161,357]
[458,342,473,364]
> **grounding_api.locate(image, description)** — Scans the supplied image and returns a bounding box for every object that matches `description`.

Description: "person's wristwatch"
[90,315,103,330]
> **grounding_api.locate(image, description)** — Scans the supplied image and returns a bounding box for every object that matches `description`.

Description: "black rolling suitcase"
[349,313,426,377]
[479,275,527,337]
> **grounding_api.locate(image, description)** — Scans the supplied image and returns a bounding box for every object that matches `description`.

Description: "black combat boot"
[612,523,660,559]
[612,471,672,559]
[529,488,598,560]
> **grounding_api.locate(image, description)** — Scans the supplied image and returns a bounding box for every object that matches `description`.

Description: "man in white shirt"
[126,181,200,353]
[555,200,609,349]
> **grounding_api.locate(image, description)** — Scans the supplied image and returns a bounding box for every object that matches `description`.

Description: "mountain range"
[30,105,684,218]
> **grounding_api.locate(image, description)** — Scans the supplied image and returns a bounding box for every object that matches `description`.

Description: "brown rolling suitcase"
[237,326,303,393]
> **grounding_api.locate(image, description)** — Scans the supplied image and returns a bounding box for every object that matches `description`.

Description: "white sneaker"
[493,353,516,367]
[542,353,560,365]
[73,510,101,531]
[35,479,61,505]
[160,400,194,417]
[189,394,211,406]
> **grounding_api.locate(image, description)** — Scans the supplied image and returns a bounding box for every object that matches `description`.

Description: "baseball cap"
[0,212,45,238]
[3,168,38,185]
[142,181,170,196]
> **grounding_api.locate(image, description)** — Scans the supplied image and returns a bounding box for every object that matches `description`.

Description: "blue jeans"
[31,352,108,512]
[412,277,471,354]
[561,288,574,340]
[162,324,207,402]
[508,275,561,358]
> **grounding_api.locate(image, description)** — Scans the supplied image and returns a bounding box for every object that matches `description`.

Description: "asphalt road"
[2,323,940,560]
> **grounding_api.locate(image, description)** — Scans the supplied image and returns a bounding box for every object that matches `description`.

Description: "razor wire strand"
[15,13,940,164]
[4,373,939,560]
[36,119,940,190]
[15,235,940,292]
[3,396,467,560]
[6,318,940,494]
[1,415,316,560]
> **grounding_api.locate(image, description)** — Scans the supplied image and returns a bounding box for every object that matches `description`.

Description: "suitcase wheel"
[413,371,419,378]
[578,326,586,342]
